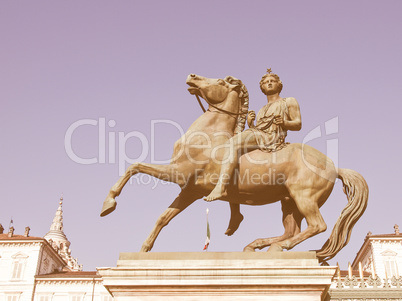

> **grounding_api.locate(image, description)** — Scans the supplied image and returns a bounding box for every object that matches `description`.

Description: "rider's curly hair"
[224,76,249,134]
[259,73,283,94]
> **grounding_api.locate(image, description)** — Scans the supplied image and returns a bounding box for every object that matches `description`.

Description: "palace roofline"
[0,233,45,241]
[36,271,100,278]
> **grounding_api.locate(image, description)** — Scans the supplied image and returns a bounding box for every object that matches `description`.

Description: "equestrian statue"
[100,70,368,264]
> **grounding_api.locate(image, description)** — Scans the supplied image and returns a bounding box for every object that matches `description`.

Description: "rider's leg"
[207,131,257,233]
[204,130,258,201]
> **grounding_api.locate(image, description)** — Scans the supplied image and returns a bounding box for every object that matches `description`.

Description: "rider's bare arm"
[283,97,301,131]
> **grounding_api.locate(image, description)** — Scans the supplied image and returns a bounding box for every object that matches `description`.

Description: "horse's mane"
[224,76,249,134]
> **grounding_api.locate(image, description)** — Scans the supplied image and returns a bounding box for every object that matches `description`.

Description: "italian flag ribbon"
[203,208,210,251]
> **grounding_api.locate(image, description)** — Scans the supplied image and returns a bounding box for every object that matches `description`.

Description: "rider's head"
[259,73,283,95]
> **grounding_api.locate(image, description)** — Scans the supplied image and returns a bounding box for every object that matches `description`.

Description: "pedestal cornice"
[99,252,337,301]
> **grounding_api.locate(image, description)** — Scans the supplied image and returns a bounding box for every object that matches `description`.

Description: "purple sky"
[1,1,402,270]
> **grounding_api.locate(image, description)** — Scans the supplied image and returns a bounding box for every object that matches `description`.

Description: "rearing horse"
[101,74,368,264]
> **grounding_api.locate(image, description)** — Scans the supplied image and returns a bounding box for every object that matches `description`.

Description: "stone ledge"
[98,252,337,301]
[115,251,319,268]
[118,251,317,260]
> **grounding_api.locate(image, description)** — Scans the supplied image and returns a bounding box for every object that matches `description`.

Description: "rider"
[204,69,302,235]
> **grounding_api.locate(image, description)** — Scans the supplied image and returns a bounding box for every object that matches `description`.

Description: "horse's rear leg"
[243,200,302,251]
[141,189,200,252]
[101,163,181,216]
[268,197,327,253]
[225,203,244,236]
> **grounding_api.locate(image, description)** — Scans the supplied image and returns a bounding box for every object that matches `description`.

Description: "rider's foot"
[100,196,117,217]
[225,212,244,236]
[203,186,227,202]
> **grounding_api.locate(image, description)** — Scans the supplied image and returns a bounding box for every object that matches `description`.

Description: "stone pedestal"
[98,252,337,301]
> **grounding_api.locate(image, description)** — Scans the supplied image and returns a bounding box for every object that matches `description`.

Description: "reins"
[194,88,246,117]
[195,93,207,113]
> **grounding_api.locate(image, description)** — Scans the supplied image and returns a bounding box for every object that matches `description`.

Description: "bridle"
[194,87,246,118]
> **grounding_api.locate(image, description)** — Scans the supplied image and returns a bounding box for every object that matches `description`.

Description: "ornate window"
[6,294,21,301]
[384,259,398,277]
[11,252,28,280]
[381,249,399,278]
[70,295,84,301]
[37,294,53,301]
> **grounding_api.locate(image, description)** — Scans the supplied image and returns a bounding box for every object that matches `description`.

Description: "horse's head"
[186,74,240,104]
[186,74,249,134]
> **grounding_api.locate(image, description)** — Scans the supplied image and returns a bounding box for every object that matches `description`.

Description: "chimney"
[0,224,4,234]
[395,224,400,235]
[8,226,15,238]
[24,226,30,237]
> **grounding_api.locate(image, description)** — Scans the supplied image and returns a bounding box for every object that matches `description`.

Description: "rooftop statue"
[101,70,368,265]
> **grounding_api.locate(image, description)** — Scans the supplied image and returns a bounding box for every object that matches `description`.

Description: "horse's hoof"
[225,214,244,236]
[100,197,117,217]
[267,243,283,253]
[140,244,151,252]
[243,246,255,252]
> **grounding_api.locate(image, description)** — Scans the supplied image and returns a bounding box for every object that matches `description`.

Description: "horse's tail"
[316,168,368,264]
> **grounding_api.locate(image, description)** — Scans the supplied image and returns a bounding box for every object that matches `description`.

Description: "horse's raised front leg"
[243,199,302,252]
[141,189,201,252]
[101,163,182,216]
